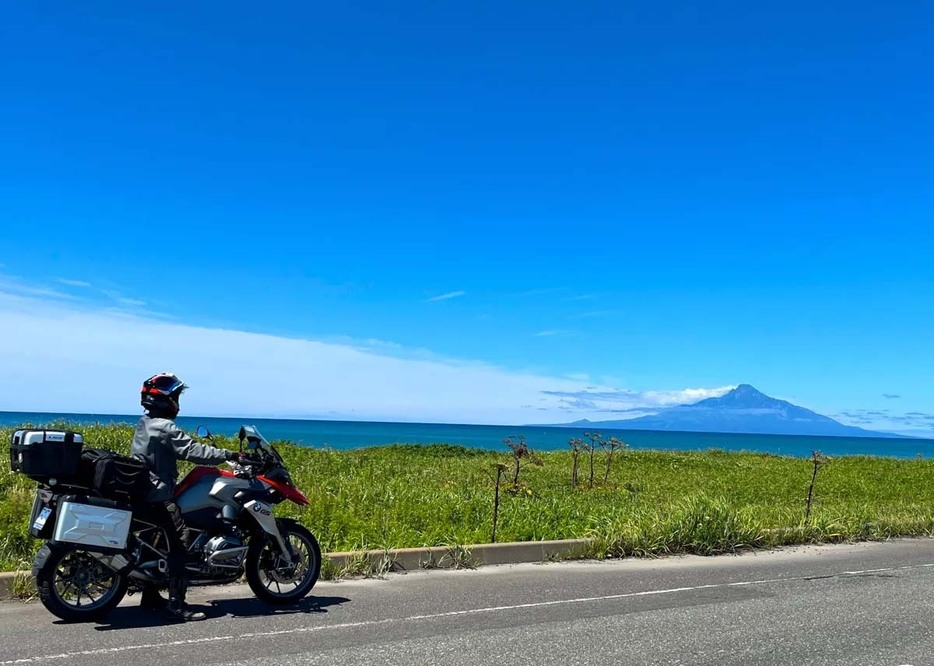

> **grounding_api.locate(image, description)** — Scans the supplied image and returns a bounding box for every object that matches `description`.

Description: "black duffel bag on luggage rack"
[78,448,152,503]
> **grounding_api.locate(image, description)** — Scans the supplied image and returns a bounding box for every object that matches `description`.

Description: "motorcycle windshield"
[239,425,285,464]
[239,424,267,447]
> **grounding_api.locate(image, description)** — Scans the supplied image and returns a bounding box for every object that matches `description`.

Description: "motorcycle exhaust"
[89,552,132,573]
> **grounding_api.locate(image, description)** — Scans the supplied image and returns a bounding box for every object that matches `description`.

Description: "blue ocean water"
[2,411,932,459]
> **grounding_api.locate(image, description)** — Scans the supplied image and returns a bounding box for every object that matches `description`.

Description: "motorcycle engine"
[203,534,247,568]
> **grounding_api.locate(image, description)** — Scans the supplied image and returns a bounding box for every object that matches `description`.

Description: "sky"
[1,1,932,434]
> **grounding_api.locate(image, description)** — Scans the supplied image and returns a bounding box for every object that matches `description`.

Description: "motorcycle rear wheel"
[36,545,128,622]
[245,521,321,604]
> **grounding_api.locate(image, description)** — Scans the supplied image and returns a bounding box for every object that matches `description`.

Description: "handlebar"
[226,452,265,479]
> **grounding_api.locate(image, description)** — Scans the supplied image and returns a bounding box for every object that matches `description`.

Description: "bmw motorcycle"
[15,425,320,622]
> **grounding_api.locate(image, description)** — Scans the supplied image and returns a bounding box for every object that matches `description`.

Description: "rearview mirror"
[196,426,211,439]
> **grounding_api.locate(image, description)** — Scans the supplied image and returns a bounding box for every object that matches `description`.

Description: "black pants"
[139,501,187,587]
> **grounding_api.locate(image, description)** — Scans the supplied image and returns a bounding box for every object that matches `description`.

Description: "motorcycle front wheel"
[36,545,128,622]
[245,521,321,604]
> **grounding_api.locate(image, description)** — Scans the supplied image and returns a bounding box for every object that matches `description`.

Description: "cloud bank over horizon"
[0,286,732,425]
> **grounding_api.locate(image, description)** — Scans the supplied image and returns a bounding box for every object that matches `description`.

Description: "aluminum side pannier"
[52,496,133,552]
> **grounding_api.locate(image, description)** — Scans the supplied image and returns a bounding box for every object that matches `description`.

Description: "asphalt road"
[1,539,933,666]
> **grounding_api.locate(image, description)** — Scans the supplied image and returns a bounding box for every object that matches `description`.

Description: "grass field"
[3,423,934,575]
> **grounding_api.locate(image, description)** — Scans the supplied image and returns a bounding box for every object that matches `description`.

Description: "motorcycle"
[15,425,320,622]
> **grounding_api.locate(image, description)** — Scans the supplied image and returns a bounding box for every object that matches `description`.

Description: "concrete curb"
[0,539,593,601]
[0,570,31,601]
[327,538,592,572]
[0,572,14,600]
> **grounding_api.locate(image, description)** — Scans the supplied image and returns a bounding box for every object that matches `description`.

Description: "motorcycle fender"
[243,500,290,556]
[32,543,53,577]
[277,517,301,531]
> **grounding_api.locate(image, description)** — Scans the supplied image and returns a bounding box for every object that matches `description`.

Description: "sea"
[2,411,932,460]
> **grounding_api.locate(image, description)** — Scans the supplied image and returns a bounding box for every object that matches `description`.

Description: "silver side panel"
[176,475,252,513]
[175,477,222,513]
[211,476,253,504]
[53,501,132,550]
[243,500,289,555]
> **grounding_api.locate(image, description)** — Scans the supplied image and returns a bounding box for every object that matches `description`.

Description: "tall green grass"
[2,423,933,572]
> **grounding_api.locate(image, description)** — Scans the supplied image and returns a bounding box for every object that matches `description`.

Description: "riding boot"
[164,577,206,622]
[140,585,167,610]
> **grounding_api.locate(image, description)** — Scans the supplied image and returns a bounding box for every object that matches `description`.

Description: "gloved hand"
[224,450,241,462]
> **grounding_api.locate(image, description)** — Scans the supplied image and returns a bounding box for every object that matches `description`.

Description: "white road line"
[3,561,933,665]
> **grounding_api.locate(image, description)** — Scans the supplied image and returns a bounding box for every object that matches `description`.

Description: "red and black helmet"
[141,372,187,416]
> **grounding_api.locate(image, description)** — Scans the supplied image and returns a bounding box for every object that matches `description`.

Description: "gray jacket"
[131,415,230,502]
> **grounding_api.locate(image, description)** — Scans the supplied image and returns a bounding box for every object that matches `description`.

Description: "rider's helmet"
[140,372,187,418]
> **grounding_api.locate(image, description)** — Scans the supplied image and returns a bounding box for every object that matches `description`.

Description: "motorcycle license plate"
[33,507,52,531]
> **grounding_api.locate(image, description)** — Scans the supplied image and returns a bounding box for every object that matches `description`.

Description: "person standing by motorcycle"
[131,372,240,622]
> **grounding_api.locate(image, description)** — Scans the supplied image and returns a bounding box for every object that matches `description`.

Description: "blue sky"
[1,1,932,433]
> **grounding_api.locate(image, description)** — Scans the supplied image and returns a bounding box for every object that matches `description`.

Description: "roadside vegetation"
[3,423,934,576]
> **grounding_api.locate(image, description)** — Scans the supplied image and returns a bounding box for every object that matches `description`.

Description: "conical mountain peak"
[552,384,905,438]
[695,384,779,409]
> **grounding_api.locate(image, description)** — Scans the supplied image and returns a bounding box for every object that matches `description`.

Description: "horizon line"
[0,409,929,441]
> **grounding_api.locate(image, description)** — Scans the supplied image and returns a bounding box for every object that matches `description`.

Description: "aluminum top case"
[9,430,84,482]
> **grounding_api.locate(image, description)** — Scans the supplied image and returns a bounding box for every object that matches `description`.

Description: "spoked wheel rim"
[51,550,122,612]
[256,531,318,596]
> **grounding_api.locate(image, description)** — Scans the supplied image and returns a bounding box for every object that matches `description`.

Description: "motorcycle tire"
[245,520,321,605]
[36,544,129,622]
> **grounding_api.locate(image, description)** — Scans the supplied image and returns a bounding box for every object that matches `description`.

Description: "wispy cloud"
[882,393,901,399]
[834,409,934,436]
[534,329,572,337]
[426,290,466,302]
[101,289,147,308]
[839,409,890,419]
[57,278,93,288]
[0,274,80,302]
[3,272,150,311]
[574,310,615,319]
[509,287,565,298]
[564,374,591,382]
[894,413,934,422]
[0,286,738,425]
[541,386,735,416]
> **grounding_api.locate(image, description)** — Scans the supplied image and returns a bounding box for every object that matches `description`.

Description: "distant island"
[548,384,909,439]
